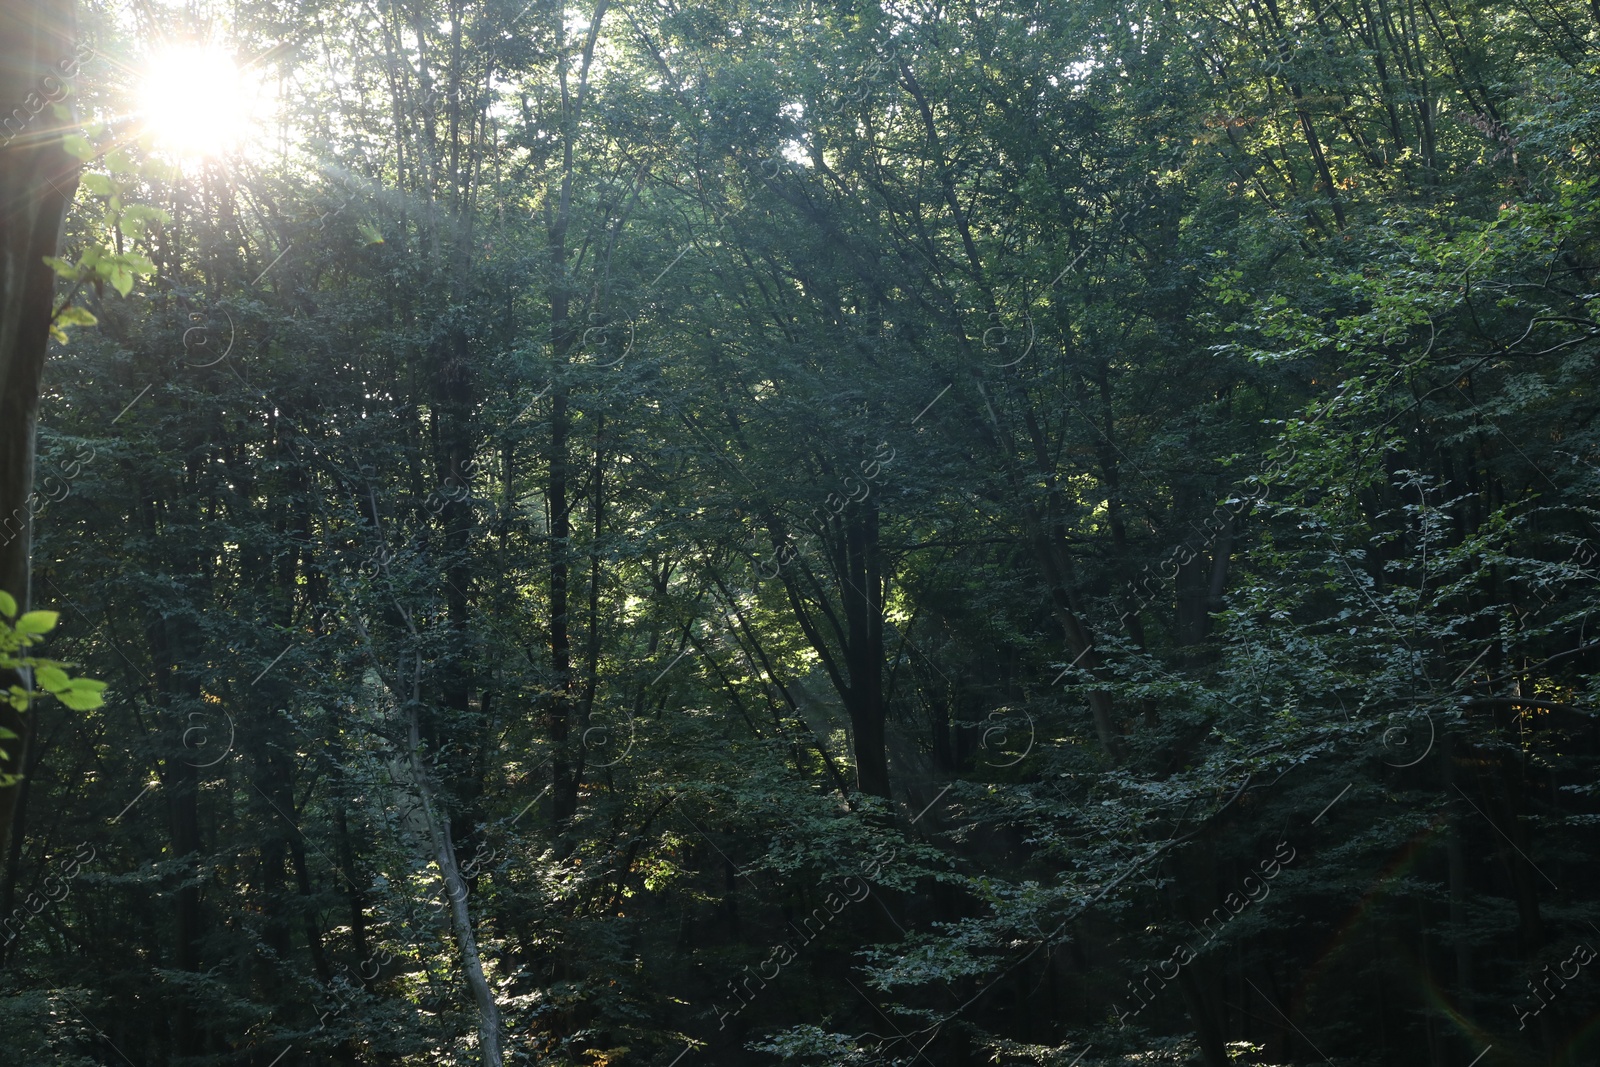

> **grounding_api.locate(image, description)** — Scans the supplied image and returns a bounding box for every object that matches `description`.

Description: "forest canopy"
[1,0,1599,1063]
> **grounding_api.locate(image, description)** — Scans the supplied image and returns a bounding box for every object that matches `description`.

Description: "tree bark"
[408,702,504,1067]
[841,500,889,798]
[0,0,81,856]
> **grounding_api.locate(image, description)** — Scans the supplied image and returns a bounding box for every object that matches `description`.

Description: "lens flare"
[139,44,264,159]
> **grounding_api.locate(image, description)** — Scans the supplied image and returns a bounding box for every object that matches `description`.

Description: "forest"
[0,0,1598,1061]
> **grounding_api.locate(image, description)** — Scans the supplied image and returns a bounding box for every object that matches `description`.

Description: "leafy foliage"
[4,0,1600,1064]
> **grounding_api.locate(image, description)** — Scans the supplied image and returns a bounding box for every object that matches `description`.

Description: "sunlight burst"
[139,45,265,160]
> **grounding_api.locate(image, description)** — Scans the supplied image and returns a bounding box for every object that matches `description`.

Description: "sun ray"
[138,43,269,160]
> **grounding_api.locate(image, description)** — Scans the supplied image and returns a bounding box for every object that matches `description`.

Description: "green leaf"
[60,133,94,161]
[34,666,70,692]
[118,205,170,240]
[80,172,113,197]
[55,305,97,328]
[15,611,59,635]
[100,252,156,297]
[56,689,104,711]
[41,255,79,280]
[0,591,14,618]
[120,252,156,276]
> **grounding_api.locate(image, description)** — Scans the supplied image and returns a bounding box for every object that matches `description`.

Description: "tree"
[0,0,81,853]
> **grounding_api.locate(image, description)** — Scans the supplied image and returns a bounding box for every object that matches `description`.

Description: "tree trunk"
[842,501,889,798]
[0,0,81,856]
[407,702,504,1067]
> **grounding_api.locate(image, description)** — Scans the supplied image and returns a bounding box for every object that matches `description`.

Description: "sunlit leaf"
[15,611,59,635]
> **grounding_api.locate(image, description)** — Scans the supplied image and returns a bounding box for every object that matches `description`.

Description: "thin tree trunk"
[542,0,611,834]
[348,595,505,1066]
[407,702,504,1067]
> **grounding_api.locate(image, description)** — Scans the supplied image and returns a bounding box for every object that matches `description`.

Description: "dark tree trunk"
[0,0,81,857]
[545,381,577,829]
[842,501,888,798]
